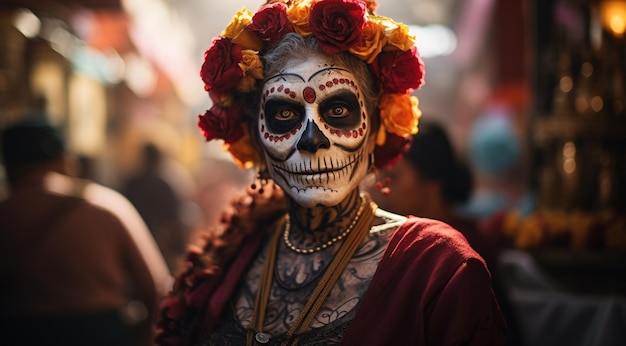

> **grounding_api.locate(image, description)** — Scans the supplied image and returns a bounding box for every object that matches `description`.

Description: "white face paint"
[259,55,373,208]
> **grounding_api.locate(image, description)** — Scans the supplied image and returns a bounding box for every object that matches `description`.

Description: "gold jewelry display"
[282,194,367,254]
[247,194,378,346]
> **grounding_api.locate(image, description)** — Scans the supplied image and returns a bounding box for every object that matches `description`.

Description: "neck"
[286,189,363,249]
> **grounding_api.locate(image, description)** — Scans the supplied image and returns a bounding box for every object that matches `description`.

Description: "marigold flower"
[379,93,421,138]
[223,127,260,169]
[348,17,386,63]
[383,19,416,51]
[237,50,264,92]
[287,0,314,37]
[221,8,263,51]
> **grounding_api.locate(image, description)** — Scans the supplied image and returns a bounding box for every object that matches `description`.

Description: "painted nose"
[297,120,330,153]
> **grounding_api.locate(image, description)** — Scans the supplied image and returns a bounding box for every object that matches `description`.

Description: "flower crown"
[198,0,425,169]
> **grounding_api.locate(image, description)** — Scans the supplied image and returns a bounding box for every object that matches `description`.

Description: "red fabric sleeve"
[341,217,506,346]
[426,258,506,345]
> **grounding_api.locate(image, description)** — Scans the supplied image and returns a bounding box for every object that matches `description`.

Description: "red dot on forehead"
[303,87,316,103]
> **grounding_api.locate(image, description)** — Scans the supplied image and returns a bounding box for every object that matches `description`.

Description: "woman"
[156,1,505,345]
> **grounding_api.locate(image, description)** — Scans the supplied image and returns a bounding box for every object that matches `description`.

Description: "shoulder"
[69,179,153,241]
[80,180,144,222]
[384,216,487,270]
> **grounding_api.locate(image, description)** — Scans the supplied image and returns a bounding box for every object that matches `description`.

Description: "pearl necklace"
[283,195,366,254]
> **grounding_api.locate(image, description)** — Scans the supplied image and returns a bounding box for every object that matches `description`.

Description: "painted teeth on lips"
[278,157,357,175]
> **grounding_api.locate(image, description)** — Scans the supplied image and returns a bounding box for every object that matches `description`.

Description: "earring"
[375,175,391,195]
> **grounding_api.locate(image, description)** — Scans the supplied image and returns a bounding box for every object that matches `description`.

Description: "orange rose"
[223,127,260,169]
[383,19,415,51]
[236,50,264,92]
[287,0,314,37]
[348,17,386,63]
[378,93,421,138]
[222,8,263,51]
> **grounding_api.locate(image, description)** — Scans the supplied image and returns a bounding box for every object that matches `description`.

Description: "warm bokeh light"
[562,142,576,175]
[12,8,40,38]
[600,0,626,37]
[408,24,457,58]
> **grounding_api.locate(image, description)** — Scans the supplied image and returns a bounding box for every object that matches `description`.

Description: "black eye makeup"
[318,91,361,129]
[264,98,305,134]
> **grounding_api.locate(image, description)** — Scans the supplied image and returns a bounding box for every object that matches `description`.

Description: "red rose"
[247,2,293,46]
[370,45,425,94]
[197,104,244,144]
[373,132,411,168]
[200,37,243,93]
[310,0,366,54]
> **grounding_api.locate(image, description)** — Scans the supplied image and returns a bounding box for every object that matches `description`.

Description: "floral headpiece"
[198,0,425,169]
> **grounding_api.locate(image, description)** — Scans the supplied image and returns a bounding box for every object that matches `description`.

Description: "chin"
[284,187,349,208]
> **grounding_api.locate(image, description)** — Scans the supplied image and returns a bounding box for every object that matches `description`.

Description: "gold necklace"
[282,195,366,254]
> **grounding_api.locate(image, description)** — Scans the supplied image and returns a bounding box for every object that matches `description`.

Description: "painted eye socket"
[319,92,361,129]
[264,99,304,134]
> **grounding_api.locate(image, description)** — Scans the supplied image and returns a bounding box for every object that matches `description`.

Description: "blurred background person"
[367,119,522,345]
[460,107,535,224]
[122,141,196,273]
[0,115,171,346]
[368,120,480,252]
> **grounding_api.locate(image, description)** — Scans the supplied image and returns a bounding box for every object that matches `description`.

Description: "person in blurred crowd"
[368,120,490,259]
[0,116,171,346]
[461,109,535,222]
[122,142,191,273]
[369,120,522,346]
[155,1,505,345]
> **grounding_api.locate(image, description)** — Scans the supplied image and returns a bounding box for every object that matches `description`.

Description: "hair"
[403,121,473,205]
[1,117,66,184]
[243,33,381,151]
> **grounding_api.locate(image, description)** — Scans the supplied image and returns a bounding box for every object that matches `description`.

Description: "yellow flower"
[236,50,264,92]
[378,93,421,138]
[223,126,260,169]
[222,8,263,51]
[348,17,387,63]
[287,0,314,37]
[379,17,416,52]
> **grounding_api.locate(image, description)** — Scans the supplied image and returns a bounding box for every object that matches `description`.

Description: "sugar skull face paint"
[259,55,373,208]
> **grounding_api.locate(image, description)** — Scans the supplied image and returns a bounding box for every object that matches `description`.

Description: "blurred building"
[0,0,204,189]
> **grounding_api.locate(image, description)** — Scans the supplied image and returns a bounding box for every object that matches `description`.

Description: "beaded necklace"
[282,195,366,254]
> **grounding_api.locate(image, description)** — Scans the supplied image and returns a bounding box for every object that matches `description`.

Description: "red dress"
[159,217,506,345]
